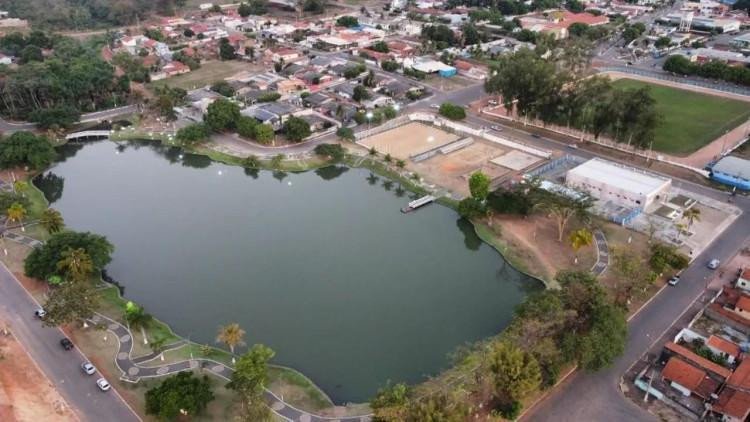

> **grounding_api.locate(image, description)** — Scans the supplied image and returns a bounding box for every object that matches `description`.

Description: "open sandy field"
[0,331,77,422]
[360,122,459,160]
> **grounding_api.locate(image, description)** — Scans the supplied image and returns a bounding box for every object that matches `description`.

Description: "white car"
[81,362,96,375]
[34,308,46,319]
[491,125,503,131]
[96,378,111,391]
[430,104,440,109]
[707,259,720,270]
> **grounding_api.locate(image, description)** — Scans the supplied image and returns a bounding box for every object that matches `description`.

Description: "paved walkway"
[89,313,371,422]
[592,229,610,276]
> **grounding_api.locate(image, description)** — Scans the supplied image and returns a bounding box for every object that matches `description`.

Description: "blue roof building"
[711,156,750,190]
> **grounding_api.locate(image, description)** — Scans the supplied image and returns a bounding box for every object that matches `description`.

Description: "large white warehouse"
[565,158,671,209]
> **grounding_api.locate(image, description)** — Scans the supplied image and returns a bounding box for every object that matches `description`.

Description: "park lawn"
[612,79,750,155]
[149,60,250,90]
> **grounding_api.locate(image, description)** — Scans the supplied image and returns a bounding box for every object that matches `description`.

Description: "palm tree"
[569,228,593,264]
[56,247,94,282]
[216,323,246,364]
[6,202,26,230]
[13,180,28,197]
[368,147,377,156]
[41,208,65,233]
[150,336,168,361]
[682,207,701,231]
[396,159,406,169]
[125,301,153,345]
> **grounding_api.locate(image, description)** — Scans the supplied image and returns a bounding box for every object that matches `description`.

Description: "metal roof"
[713,156,750,178]
[567,158,671,195]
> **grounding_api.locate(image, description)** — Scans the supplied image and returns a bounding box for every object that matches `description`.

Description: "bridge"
[65,130,111,141]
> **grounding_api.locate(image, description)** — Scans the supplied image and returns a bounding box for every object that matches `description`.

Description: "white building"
[565,158,672,209]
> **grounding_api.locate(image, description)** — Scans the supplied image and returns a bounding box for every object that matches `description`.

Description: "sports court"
[359,122,459,160]
[491,150,543,171]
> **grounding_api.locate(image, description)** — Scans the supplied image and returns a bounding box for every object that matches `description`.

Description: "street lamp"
[366,111,374,131]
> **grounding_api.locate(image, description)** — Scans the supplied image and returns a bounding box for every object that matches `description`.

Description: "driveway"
[0,263,140,422]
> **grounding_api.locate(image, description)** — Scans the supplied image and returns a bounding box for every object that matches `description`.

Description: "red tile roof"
[714,388,750,420]
[741,268,750,280]
[707,335,741,359]
[737,295,750,312]
[664,342,732,379]
[728,359,750,390]
[661,357,708,392]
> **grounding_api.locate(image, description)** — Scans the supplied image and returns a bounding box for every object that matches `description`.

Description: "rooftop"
[713,156,750,179]
[707,335,742,358]
[567,158,671,196]
[728,359,750,390]
[662,356,711,392]
[664,342,732,379]
[714,387,750,420]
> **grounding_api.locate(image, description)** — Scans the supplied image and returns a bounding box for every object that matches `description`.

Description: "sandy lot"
[0,332,77,422]
[360,122,459,160]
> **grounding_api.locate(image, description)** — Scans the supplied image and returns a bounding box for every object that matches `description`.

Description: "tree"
[219,38,236,60]
[313,144,345,161]
[353,85,370,102]
[227,344,275,395]
[458,197,486,219]
[246,0,268,15]
[41,208,65,233]
[566,303,627,371]
[568,23,589,38]
[569,228,593,263]
[237,116,258,139]
[6,202,26,227]
[25,231,114,281]
[42,281,99,326]
[535,192,593,242]
[282,116,311,142]
[462,23,481,45]
[612,248,656,306]
[655,36,672,49]
[13,180,27,197]
[210,80,236,97]
[176,123,210,145]
[336,16,359,27]
[649,242,689,274]
[20,45,43,63]
[217,323,246,360]
[238,2,253,17]
[371,382,409,420]
[29,107,81,129]
[336,127,355,141]
[204,98,241,132]
[438,103,466,120]
[489,341,542,401]
[56,247,94,282]
[302,0,326,13]
[145,372,215,420]
[125,301,153,331]
[468,171,491,202]
[682,207,701,231]
[565,0,585,12]
[371,41,390,53]
[253,124,274,144]
[0,132,56,170]
[381,60,399,72]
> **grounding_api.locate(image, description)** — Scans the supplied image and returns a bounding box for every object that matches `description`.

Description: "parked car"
[60,338,74,350]
[531,133,541,139]
[81,362,96,375]
[491,125,502,131]
[96,378,111,392]
[707,259,720,270]
[668,275,680,286]
[34,308,46,319]
[430,104,439,109]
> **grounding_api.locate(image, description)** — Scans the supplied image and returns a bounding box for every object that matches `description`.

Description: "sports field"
[612,79,750,155]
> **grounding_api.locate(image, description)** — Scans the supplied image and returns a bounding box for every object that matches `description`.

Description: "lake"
[35,140,540,403]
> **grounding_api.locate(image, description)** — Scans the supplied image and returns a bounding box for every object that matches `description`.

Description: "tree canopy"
[283,116,311,142]
[204,98,241,132]
[25,231,114,281]
[145,372,215,420]
[438,103,466,120]
[0,132,56,170]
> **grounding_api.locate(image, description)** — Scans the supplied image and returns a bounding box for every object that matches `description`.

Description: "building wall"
[565,172,670,209]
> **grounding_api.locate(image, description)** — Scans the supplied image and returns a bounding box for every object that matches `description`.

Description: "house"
[362,94,394,109]
[737,268,750,292]
[713,359,750,421]
[332,83,358,99]
[275,79,306,95]
[661,357,720,399]
[151,61,191,81]
[320,101,358,123]
[405,58,457,77]
[663,341,733,379]
[519,10,609,39]
[706,335,742,364]
[453,59,488,80]
[303,92,333,108]
[387,40,416,58]
[264,47,301,63]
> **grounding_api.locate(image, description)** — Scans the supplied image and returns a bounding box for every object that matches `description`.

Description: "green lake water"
[35,140,540,403]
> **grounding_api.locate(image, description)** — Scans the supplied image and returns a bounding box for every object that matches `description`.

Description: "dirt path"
[0,331,77,422]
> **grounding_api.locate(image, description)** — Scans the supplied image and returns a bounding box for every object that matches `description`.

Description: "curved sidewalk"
[591,229,609,276]
[89,313,371,422]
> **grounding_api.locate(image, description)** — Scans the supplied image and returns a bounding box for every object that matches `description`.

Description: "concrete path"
[89,313,372,422]
[4,230,44,248]
[592,229,610,276]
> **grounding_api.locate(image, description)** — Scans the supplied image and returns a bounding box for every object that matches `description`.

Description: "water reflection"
[315,166,349,181]
[34,173,65,204]
[456,217,482,251]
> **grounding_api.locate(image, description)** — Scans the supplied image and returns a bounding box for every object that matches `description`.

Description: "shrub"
[237,116,257,139]
[439,102,466,120]
[313,143,345,161]
[176,123,210,145]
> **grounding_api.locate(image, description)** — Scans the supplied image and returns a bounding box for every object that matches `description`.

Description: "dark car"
[60,338,74,350]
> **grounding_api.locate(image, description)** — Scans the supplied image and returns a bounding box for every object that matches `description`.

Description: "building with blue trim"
[711,156,750,190]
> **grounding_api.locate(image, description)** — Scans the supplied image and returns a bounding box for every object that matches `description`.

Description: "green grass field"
[149,60,249,90]
[612,79,750,155]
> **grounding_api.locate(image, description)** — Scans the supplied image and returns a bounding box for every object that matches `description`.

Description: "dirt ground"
[0,332,77,422]
[412,141,509,196]
[360,122,459,160]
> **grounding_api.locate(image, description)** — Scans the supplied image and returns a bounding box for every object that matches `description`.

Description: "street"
[0,263,140,422]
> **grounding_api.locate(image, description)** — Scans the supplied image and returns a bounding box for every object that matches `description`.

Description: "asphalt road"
[0,263,140,422]
[0,105,138,133]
